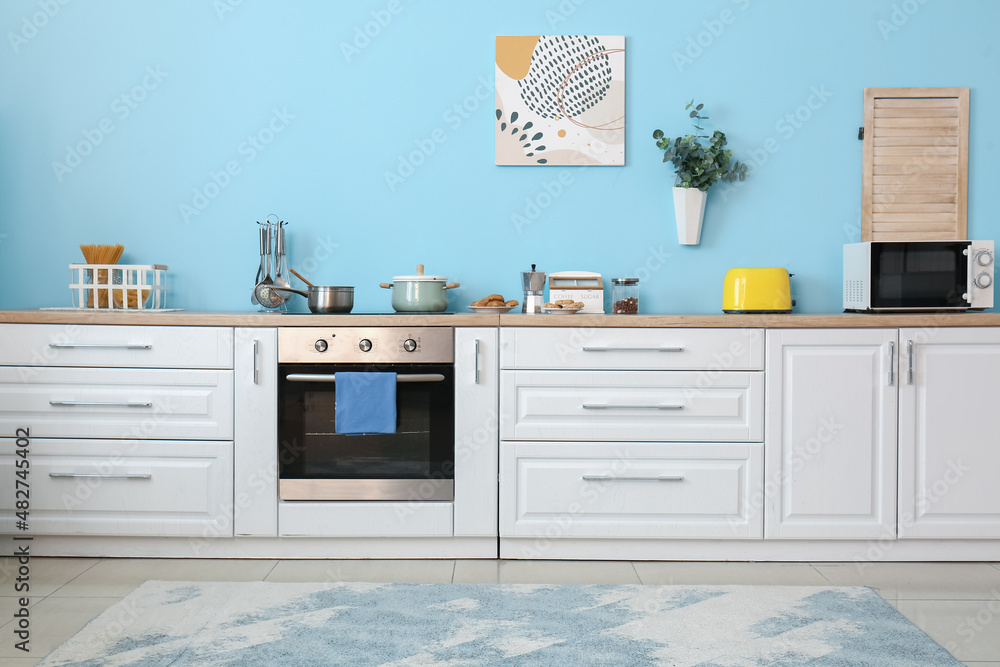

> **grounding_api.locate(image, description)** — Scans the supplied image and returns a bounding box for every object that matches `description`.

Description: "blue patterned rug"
[38,581,960,666]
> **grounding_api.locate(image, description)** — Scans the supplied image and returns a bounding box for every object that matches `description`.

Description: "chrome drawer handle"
[582,346,684,352]
[253,339,260,385]
[887,340,895,386]
[474,338,481,385]
[285,373,445,383]
[49,401,153,408]
[582,475,685,482]
[906,339,914,385]
[48,343,152,350]
[49,472,151,480]
[582,403,684,410]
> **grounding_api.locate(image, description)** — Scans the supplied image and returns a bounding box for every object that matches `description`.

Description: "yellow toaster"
[723,268,793,313]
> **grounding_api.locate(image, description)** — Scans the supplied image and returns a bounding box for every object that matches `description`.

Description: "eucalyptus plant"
[653,101,747,191]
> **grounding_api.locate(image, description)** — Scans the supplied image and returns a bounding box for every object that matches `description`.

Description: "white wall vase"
[672,186,709,245]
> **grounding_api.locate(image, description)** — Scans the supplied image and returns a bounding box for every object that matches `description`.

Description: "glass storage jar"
[611,278,639,314]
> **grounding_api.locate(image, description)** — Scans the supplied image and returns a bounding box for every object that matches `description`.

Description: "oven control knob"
[314,339,328,353]
[359,339,373,352]
[977,249,994,266]
[403,339,417,352]
[975,272,993,289]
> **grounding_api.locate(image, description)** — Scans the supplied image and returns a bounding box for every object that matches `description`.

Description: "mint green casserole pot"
[379,264,460,312]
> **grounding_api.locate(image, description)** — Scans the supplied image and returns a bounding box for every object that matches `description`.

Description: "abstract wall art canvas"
[495,35,625,166]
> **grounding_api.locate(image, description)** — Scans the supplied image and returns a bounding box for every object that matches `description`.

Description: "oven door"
[278,363,455,501]
[870,241,971,310]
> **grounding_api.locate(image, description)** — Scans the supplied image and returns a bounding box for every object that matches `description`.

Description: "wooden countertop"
[500,312,1000,328]
[2,309,1000,328]
[0,310,491,326]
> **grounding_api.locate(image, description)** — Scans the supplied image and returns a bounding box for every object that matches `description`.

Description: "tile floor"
[1,558,998,665]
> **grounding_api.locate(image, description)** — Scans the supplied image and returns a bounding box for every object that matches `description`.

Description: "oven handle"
[284,373,446,383]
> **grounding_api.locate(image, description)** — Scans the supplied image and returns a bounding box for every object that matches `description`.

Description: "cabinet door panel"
[453,328,499,537]
[899,327,1000,538]
[765,329,897,539]
[233,328,278,536]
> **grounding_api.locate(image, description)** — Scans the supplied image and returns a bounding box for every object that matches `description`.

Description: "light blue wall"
[1,0,997,313]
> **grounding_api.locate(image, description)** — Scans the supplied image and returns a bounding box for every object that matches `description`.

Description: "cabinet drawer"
[0,438,233,536]
[0,324,233,369]
[500,442,762,538]
[500,370,762,442]
[500,328,763,370]
[0,367,233,440]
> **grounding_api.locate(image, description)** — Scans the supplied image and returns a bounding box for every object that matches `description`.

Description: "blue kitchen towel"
[335,372,397,434]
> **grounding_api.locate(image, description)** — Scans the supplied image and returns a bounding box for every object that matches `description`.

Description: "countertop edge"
[0,310,497,326]
[2,310,1000,327]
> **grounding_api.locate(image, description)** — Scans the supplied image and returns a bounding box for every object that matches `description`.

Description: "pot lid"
[392,263,447,282]
[393,274,447,282]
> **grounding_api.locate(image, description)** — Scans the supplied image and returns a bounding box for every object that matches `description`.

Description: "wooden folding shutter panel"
[862,87,969,241]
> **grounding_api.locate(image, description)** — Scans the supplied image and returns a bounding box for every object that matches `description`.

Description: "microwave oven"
[844,240,994,311]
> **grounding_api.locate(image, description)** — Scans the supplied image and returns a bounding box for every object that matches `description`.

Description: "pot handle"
[443,282,460,290]
[270,286,308,298]
[379,283,393,289]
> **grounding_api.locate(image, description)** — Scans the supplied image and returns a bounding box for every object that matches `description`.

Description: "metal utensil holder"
[253,217,290,310]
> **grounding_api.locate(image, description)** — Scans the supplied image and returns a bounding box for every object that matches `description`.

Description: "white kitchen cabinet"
[764,329,898,539]
[499,327,765,550]
[453,328,499,537]
[0,324,236,539]
[233,328,278,537]
[0,438,233,536]
[898,327,1000,538]
[501,442,763,538]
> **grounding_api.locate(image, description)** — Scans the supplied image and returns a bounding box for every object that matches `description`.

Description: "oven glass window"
[871,242,969,308]
[279,363,455,483]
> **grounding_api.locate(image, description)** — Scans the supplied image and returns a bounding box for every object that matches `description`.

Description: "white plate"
[543,307,583,315]
[468,305,516,313]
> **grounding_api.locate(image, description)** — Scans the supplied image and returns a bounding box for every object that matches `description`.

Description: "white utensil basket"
[69,264,168,310]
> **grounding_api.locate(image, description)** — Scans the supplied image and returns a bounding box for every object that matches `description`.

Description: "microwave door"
[870,242,970,309]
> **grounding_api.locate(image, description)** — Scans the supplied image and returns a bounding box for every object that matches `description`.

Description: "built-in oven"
[277,327,454,502]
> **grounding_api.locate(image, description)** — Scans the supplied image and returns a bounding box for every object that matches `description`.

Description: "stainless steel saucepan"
[272,285,354,313]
